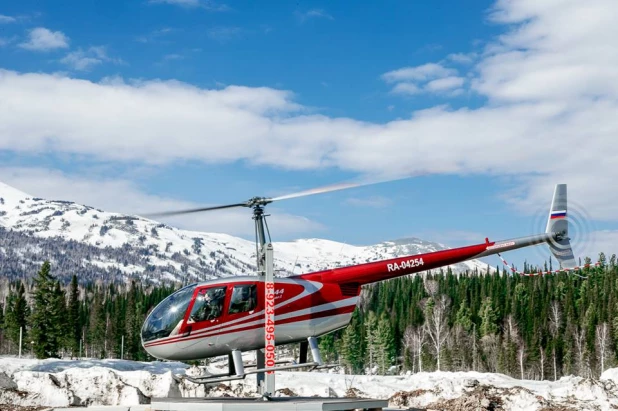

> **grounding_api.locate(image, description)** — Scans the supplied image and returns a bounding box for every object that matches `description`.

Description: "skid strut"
[181,337,328,385]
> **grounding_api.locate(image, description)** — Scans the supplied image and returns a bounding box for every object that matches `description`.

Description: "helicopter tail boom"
[298,184,575,285]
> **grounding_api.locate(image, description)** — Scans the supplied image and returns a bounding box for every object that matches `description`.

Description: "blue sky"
[1,0,617,270]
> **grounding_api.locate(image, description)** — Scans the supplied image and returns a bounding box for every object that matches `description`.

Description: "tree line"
[1,261,176,360]
[321,253,618,380]
[2,254,618,382]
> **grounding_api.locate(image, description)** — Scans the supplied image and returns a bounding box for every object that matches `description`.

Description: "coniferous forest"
[1,253,617,382]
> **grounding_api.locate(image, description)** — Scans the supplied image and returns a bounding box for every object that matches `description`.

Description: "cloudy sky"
[1,0,617,269]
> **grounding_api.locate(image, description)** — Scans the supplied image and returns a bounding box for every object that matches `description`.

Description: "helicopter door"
[184,285,228,334]
[226,283,259,317]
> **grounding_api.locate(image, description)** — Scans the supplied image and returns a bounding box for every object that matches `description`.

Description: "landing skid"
[178,337,336,388]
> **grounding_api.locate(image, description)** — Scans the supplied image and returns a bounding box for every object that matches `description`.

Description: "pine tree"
[125,281,140,360]
[51,281,68,356]
[0,301,4,349]
[364,311,379,373]
[455,301,473,332]
[376,313,395,375]
[318,333,337,363]
[30,261,63,359]
[340,310,364,374]
[88,288,107,358]
[479,297,498,337]
[67,275,81,357]
[4,282,29,352]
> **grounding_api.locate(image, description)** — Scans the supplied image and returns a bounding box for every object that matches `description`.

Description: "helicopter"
[139,181,586,393]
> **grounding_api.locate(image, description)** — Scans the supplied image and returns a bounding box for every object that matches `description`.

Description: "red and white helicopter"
[140,182,581,393]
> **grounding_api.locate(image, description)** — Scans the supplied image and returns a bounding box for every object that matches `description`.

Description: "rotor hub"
[246,197,273,208]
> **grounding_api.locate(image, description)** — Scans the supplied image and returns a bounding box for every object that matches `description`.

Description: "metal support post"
[264,243,276,395]
[232,350,245,376]
[18,326,22,358]
[308,336,323,366]
[254,206,267,394]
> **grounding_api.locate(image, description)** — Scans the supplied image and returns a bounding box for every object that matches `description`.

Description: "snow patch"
[2,357,618,410]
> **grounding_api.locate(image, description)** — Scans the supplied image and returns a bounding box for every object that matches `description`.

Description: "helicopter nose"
[141,283,197,354]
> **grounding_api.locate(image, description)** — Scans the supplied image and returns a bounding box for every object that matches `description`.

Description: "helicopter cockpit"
[141,281,260,344]
[188,286,226,322]
[141,283,197,343]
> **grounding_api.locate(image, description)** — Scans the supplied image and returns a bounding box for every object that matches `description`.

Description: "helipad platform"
[150,396,389,411]
[50,396,391,411]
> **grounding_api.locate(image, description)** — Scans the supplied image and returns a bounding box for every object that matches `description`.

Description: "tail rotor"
[545,184,577,269]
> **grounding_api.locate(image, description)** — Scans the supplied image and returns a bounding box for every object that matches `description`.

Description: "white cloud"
[382,63,464,95]
[297,9,334,21]
[425,76,465,91]
[0,14,16,23]
[448,52,477,64]
[19,27,69,51]
[391,82,422,95]
[382,63,456,83]
[1,0,618,226]
[60,46,122,71]
[0,167,324,239]
[136,27,174,44]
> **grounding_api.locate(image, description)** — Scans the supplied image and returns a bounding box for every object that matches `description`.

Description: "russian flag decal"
[551,210,567,219]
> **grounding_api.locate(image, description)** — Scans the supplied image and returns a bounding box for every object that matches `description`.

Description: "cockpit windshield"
[141,283,197,343]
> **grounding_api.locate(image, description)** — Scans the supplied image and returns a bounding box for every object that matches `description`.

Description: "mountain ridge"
[0,181,492,283]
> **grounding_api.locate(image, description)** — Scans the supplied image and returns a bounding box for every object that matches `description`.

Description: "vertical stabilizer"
[546,184,577,269]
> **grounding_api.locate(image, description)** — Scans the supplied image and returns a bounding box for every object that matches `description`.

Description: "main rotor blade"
[142,202,248,218]
[271,177,405,202]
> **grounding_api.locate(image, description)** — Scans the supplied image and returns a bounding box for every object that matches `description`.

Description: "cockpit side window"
[228,284,257,315]
[188,286,227,322]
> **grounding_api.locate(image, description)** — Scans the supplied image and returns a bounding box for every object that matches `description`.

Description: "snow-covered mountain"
[0,181,491,283]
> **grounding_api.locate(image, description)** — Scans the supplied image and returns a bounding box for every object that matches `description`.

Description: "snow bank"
[3,356,618,410]
[0,357,192,407]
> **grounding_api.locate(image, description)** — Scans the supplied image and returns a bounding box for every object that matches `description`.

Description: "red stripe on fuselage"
[144,285,352,347]
[144,305,356,348]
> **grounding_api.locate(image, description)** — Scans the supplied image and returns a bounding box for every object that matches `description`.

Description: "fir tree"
[30,261,64,358]
[88,288,107,358]
[479,297,498,337]
[455,301,473,332]
[4,282,29,352]
[364,311,379,373]
[125,281,140,360]
[376,313,396,375]
[67,274,81,357]
[0,301,4,349]
[340,309,364,374]
[318,333,338,363]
